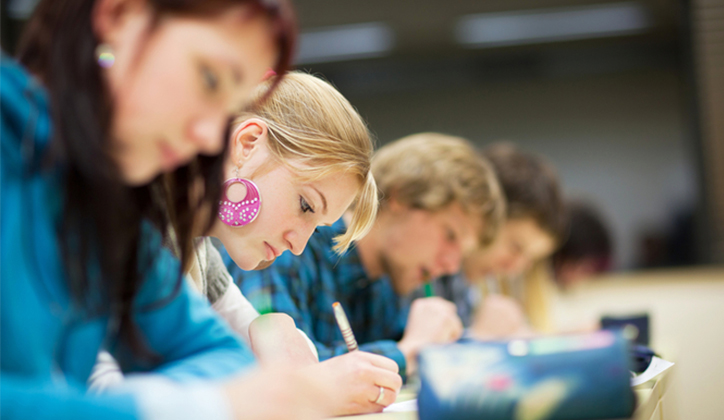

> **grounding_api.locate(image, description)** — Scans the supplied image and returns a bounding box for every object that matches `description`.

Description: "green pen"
[424,282,434,298]
[257,294,273,315]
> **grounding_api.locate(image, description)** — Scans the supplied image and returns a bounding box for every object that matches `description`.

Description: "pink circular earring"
[218,176,261,227]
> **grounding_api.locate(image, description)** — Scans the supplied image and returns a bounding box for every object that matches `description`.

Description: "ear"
[380,196,415,223]
[92,0,147,45]
[386,196,408,215]
[229,118,269,167]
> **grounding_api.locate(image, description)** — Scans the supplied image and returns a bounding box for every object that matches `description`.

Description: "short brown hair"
[372,133,505,246]
[483,143,565,242]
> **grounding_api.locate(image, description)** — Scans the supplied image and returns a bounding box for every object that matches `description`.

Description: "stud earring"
[95,43,115,68]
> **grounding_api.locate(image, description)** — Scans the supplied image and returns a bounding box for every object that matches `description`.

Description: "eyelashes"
[300,196,315,214]
[200,64,219,93]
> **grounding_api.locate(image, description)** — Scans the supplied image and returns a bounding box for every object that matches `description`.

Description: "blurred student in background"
[0,0,358,418]
[510,199,614,334]
[465,143,565,291]
[469,143,566,336]
[225,133,505,379]
[89,71,402,415]
[411,143,566,338]
[552,200,614,289]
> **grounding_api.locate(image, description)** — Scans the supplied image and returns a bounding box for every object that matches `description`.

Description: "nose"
[283,222,317,256]
[188,113,227,155]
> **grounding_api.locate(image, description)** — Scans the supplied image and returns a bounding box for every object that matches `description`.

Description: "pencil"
[332,301,359,352]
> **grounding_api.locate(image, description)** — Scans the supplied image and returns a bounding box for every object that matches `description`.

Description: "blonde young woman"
[91,72,402,416]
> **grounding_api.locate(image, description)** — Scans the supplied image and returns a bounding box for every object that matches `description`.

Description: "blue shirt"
[1,55,254,420]
[223,219,409,379]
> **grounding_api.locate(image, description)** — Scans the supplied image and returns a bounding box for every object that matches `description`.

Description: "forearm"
[127,275,256,382]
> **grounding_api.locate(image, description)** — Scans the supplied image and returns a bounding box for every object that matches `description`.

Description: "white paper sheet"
[631,356,674,386]
[383,399,418,412]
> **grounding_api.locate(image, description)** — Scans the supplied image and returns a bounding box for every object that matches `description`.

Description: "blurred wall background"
[3,0,721,270]
[338,58,694,270]
[289,0,720,271]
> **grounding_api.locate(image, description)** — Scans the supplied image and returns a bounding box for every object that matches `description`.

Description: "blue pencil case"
[418,331,635,420]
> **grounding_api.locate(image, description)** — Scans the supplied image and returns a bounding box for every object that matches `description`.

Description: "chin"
[237,258,260,271]
[225,252,257,271]
[121,164,159,186]
[115,151,155,184]
[253,259,275,270]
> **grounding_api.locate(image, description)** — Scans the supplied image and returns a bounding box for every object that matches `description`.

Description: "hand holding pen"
[332,301,395,406]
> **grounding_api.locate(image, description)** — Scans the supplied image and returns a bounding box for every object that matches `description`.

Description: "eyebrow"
[219,58,245,111]
[217,56,242,85]
[310,186,328,215]
[210,57,246,112]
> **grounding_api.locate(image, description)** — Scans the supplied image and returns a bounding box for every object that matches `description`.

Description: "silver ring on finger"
[374,386,385,404]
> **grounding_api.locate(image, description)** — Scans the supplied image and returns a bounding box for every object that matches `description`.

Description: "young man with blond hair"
[410,142,566,338]
[224,133,504,379]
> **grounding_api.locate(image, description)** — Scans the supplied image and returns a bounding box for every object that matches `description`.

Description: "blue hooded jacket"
[1,55,255,420]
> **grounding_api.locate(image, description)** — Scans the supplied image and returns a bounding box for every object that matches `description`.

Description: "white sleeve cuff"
[211,282,260,344]
[87,351,125,393]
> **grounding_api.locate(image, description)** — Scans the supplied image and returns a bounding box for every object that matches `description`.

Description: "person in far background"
[491,199,614,334]
[411,142,566,338]
[225,133,505,380]
[552,200,613,289]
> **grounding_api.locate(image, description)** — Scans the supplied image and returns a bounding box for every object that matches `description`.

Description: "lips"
[264,242,282,261]
[158,140,187,171]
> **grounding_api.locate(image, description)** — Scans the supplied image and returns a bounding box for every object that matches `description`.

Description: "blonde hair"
[232,72,377,253]
[522,261,556,333]
[372,133,505,246]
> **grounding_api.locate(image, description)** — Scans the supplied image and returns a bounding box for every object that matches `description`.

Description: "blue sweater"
[1,56,254,419]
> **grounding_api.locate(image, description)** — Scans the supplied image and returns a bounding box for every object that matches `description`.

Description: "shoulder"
[1,54,52,174]
[301,218,347,261]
